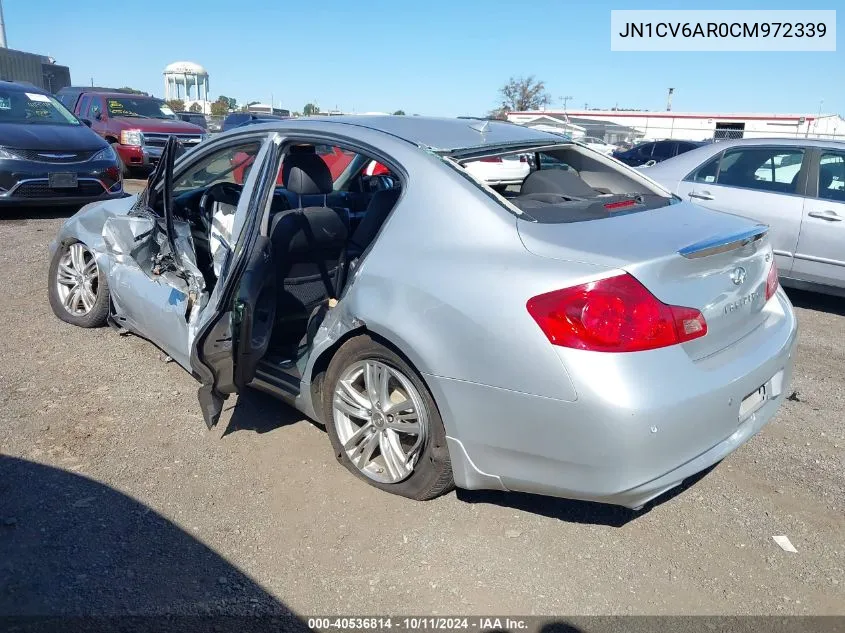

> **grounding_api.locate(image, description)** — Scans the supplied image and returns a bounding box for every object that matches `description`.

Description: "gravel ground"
[1,185,843,617]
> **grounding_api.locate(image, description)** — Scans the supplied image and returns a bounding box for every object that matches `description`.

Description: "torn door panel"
[101,214,207,370]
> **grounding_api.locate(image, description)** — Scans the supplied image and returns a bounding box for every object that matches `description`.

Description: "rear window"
[717,147,804,193]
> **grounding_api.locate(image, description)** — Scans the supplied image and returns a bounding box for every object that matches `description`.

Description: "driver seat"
[269,152,349,347]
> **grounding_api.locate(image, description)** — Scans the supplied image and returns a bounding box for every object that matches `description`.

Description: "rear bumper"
[430,289,798,509]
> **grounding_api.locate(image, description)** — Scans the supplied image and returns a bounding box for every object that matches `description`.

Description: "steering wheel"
[198,182,242,229]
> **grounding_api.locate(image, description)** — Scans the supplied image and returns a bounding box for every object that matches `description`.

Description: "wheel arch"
[306,324,440,425]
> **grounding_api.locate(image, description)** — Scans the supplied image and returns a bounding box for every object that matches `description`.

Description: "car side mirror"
[81,118,92,127]
[95,111,103,121]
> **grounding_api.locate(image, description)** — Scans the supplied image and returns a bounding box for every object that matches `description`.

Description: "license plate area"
[48,172,78,189]
[739,384,767,420]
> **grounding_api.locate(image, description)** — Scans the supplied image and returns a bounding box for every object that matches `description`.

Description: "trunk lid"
[517,203,774,359]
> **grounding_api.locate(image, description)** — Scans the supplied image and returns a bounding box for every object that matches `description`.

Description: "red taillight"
[519,155,528,163]
[603,199,638,210]
[765,259,779,301]
[479,156,503,163]
[526,273,707,352]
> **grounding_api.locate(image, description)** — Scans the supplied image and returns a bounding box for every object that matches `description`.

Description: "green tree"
[494,76,551,116]
[210,98,229,117]
[392,109,405,115]
[118,86,147,95]
[165,99,185,112]
[303,103,319,116]
[218,95,237,110]
[188,102,202,113]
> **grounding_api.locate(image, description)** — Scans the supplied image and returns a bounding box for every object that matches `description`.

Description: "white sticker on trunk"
[26,92,51,102]
[0,97,10,110]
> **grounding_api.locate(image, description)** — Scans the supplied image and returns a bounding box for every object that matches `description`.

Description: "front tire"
[48,241,109,328]
[323,336,453,500]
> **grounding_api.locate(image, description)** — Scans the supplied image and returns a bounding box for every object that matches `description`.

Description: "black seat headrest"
[819,165,835,192]
[270,208,348,254]
[283,152,333,196]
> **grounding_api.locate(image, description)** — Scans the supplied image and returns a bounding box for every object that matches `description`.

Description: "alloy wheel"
[55,243,99,316]
[332,359,428,484]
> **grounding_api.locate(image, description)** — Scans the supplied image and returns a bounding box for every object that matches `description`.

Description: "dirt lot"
[1,185,843,618]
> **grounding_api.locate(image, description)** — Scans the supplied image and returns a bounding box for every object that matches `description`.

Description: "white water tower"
[163,61,210,111]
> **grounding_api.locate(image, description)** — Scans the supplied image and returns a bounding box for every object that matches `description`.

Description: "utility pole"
[0,0,7,48]
[560,95,573,111]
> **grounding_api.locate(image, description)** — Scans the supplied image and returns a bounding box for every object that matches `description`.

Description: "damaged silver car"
[48,117,797,508]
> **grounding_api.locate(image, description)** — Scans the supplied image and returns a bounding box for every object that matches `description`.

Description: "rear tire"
[48,241,110,328]
[323,335,454,500]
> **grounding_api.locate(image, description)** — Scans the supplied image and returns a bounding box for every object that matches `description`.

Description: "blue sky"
[6,0,842,116]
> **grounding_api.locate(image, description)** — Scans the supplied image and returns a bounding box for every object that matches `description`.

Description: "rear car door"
[687,145,808,274]
[190,134,283,428]
[790,149,845,288]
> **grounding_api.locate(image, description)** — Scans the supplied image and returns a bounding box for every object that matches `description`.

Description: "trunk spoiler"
[678,224,768,259]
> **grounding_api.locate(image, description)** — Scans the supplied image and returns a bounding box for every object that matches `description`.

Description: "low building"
[0,46,71,93]
[508,110,845,143]
[245,103,291,117]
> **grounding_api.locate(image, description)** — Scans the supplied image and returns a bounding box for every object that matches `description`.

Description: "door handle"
[807,210,842,221]
[689,192,714,201]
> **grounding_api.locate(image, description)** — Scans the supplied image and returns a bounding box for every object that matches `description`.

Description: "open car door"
[189,133,283,428]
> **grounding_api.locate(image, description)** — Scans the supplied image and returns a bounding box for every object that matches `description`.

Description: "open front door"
[190,134,283,428]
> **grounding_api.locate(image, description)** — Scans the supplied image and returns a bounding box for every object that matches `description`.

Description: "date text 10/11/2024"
[307,617,529,631]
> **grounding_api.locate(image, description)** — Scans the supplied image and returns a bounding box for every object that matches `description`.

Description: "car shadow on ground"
[0,455,310,629]
[0,204,86,223]
[224,388,720,527]
[457,463,718,528]
[222,388,311,437]
[784,287,845,317]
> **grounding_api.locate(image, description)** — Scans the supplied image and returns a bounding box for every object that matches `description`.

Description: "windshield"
[106,97,175,119]
[0,90,79,125]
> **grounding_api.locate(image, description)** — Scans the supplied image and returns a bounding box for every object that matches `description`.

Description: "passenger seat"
[269,152,349,347]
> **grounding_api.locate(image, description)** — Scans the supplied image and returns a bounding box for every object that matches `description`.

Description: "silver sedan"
[641,138,845,297]
[47,117,797,509]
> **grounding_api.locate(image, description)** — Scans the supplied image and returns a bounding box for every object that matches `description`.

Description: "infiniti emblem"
[730,266,747,286]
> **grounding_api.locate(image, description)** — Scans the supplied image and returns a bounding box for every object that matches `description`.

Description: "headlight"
[0,147,18,160]
[90,145,117,162]
[119,129,143,147]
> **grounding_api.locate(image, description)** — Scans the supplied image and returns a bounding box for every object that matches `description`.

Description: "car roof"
[247,115,566,153]
[0,80,48,94]
[95,92,159,99]
[643,136,845,182]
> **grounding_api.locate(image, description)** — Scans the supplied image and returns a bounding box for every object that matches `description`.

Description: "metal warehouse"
[508,110,845,143]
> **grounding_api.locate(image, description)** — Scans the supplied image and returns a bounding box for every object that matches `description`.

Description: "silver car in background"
[47,117,797,510]
[642,138,845,297]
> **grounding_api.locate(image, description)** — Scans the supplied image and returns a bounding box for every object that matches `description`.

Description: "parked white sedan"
[464,153,530,188]
[642,137,845,297]
[578,136,616,155]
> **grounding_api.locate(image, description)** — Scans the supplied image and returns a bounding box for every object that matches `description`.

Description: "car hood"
[111,117,205,134]
[0,123,107,151]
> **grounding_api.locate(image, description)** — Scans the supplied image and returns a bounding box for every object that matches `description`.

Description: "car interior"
[468,146,674,223]
[163,140,402,362]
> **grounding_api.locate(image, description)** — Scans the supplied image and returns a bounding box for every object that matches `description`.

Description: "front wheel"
[48,241,110,328]
[323,336,453,500]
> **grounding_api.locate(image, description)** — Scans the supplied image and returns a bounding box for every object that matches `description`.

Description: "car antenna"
[469,120,490,135]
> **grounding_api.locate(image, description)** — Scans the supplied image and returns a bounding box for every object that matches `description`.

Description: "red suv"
[59,89,206,176]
